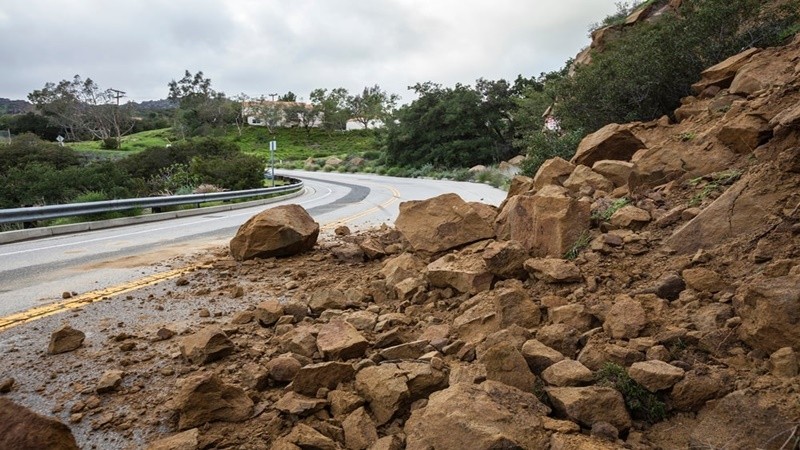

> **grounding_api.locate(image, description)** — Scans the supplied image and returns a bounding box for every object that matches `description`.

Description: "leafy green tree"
[346,85,399,129]
[278,91,297,102]
[168,70,233,137]
[310,88,351,133]
[0,112,62,141]
[28,75,135,144]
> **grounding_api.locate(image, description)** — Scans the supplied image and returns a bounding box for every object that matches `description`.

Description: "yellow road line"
[321,184,401,230]
[0,183,402,333]
[0,266,200,332]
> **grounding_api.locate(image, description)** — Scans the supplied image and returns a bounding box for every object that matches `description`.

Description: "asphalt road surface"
[0,171,507,318]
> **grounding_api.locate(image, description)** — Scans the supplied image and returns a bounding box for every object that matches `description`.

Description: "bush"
[101,137,119,150]
[519,130,586,177]
[189,152,265,191]
[596,362,667,424]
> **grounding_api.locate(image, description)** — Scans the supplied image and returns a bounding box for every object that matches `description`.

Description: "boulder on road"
[48,325,85,355]
[229,204,319,260]
[395,193,495,254]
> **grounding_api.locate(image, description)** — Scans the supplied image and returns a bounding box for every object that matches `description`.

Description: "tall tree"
[346,85,399,129]
[167,70,232,137]
[310,88,350,133]
[278,91,297,102]
[28,75,135,145]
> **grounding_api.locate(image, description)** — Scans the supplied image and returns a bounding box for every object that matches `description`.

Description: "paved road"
[0,171,507,317]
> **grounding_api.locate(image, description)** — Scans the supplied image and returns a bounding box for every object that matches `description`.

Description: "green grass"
[596,362,667,424]
[67,126,380,163]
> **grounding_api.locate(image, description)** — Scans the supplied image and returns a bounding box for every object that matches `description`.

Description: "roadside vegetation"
[1,0,797,211]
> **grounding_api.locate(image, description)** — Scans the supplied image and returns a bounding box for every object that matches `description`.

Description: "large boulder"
[592,160,634,188]
[0,398,80,450]
[562,165,614,194]
[482,240,529,279]
[691,47,760,93]
[229,204,319,260]
[174,373,253,430]
[355,361,448,425]
[627,146,687,192]
[717,114,772,154]
[405,381,551,450]
[533,157,576,190]
[495,185,590,257]
[734,273,800,354]
[316,320,369,361]
[395,193,495,253]
[570,123,646,167]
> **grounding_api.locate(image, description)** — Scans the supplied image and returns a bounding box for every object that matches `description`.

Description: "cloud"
[0,0,620,102]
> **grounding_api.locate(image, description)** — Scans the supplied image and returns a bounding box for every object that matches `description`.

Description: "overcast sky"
[0,1,620,103]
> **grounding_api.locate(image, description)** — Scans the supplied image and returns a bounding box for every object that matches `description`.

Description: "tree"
[346,85,399,129]
[310,88,351,133]
[28,75,135,145]
[278,91,297,102]
[245,95,284,133]
[167,70,232,137]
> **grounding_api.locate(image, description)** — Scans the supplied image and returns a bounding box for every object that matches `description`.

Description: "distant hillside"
[130,99,177,111]
[0,98,33,114]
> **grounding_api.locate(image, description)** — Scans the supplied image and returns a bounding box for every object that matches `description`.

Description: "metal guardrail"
[0,176,303,225]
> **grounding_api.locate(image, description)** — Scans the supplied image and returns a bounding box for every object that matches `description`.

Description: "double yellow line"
[0,183,402,333]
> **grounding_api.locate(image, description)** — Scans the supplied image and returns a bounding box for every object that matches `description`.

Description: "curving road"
[0,171,507,318]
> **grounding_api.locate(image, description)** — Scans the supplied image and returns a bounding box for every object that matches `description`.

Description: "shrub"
[596,362,667,424]
[101,137,119,150]
[519,130,585,177]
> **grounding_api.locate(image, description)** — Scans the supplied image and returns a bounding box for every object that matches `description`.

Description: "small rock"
[96,370,124,394]
[179,326,234,365]
[156,327,176,341]
[521,339,566,373]
[254,299,284,327]
[480,341,538,392]
[291,362,355,396]
[316,320,369,360]
[334,225,351,236]
[682,267,725,293]
[146,428,199,450]
[175,373,253,430]
[524,258,582,283]
[48,325,85,355]
[198,308,210,318]
[266,356,303,383]
[768,347,799,378]
[603,295,646,339]
[628,360,685,392]
[541,360,594,387]
[0,378,14,393]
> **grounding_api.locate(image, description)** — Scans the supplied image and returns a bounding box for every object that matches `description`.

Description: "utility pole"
[269,93,278,101]
[109,88,126,149]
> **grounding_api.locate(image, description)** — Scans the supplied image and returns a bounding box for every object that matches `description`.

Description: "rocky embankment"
[3,34,800,450]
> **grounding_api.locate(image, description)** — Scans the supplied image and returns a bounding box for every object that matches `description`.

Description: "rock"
[533,157,576,190]
[691,47,759,93]
[541,360,594,387]
[571,123,646,167]
[405,381,550,450]
[395,193,495,253]
[729,53,796,96]
[482,240,528,279]
[426,253,493,294]
[345,310,378,331]
[0,377,14,393]
[647,273,686,301]
[334,225,351,236]
[546,386,632,432]
[274,391,327,416]
[230,311,254,324]
[229,204,319,260]
[281,326,318,358]
[682,267,725,293]
[453,299,501,345]
[609,206,651,230]
[332,242,365,263]
[480,342,538,392]
[563,165,615,194]
[48,325,85,355]
[0,398,80,450]
[627,146,687,192]
[179,326,234,365]
[494,285,542,329]
[592,160,634,188]
[174,373,253,430]
[378,340,429,361]
[549,304,594,332]
[156,327,177,341]
[328,389,365,418]
[692,303,734,333]
[507,175,535,198]
[734,274,800,353]
[355,361,448,425]
[521,339,566,373]
[370,436,404,450]
[308,288,348,314]
[342,407,378,450]
[603,295,647,339]
[254,299,284,327]
[550,433,622,450]
[359,238,386,260]
[524,258,582,283]
[536,324,581,358]
[717,114,772,154]
[96,370,124,394]
[768,347,799,378]
[669,369,733,411]
[291,361,355,396]
[495,186,591,257]
[316,320,369,360]
[578,339,645,371]
[380,253,426,287]
[277,423,338,450]
[628,361,685,392]
[146,428,199,450]
[690,391,794,450]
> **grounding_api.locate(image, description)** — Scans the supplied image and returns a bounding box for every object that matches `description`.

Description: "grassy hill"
[68,126,381,163]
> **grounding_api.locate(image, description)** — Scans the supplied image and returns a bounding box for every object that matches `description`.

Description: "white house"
[345,118,384,131]
[241,100,322,128]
